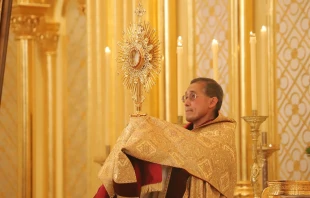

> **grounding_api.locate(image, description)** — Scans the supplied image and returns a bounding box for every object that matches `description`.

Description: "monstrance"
[117,2,161,116]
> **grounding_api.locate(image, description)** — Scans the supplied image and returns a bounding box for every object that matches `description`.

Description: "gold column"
[175,0,195,123]
[144,0,159,118]
[186,0,195,82]
[176,0,186,123]
[112,0,125,145]
[37,22,60,198]
[230,0,242,181]
[105,0,115,148]
[122,0,134,123]
[266,0,278,181]
[94,0,104,158]
[239,0,254,179]
[11,3,48,198]
[157,0,165,120]
[86,0,102,196]
[102,0,111,154]
[163,0,177,123]
[55,19,66,198]
[234,0,255,197]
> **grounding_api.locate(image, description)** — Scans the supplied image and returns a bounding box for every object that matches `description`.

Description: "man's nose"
[184,98,190,106]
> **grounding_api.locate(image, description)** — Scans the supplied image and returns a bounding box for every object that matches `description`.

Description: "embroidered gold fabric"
[98,114,237,197]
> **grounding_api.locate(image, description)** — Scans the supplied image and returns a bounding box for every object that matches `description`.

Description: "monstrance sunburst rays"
[117,2,161,116]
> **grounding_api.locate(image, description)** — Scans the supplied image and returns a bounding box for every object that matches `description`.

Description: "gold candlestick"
[242,110,268,198]
[261,143,279,189]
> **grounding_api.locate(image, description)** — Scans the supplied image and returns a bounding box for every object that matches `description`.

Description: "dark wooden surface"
[0,0,13,105]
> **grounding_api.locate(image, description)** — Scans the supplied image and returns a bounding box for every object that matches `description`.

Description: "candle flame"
[105,47,111,53]
[261,26,267,32]
[212,39,218,45]
[177,36,182,47]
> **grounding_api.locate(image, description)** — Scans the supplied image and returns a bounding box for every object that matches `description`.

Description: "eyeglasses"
[182,92,198,103]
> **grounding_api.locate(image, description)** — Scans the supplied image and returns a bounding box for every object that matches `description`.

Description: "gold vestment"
[98,113,237,197]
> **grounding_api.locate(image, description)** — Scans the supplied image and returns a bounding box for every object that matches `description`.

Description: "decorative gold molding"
[11,3,49,37]
[37,22,59,53]
[11,15,40,37]
[262,180,310,197]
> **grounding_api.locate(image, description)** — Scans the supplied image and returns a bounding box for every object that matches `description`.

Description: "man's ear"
[209,97,218,108]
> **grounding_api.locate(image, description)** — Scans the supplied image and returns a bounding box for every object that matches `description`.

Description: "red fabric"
[166,168,190,198]
[93,185,112,198]
[94,156,162,197]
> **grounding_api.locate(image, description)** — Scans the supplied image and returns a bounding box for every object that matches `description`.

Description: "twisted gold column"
[11,3,48,198]
[37,22,60,198]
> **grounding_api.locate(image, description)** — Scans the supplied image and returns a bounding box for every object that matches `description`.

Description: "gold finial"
[117,2,161,116]
[135,1,146,22]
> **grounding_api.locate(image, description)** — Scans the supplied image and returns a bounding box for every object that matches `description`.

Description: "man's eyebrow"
[185,90,196,94]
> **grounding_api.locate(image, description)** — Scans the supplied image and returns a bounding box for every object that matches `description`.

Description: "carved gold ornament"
[117,2,161,115]
[262,180,310,197]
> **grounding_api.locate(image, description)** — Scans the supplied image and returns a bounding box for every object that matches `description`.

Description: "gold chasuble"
[96,113,237,197]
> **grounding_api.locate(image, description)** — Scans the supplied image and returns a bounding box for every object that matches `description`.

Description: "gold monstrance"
[117,2,161,116]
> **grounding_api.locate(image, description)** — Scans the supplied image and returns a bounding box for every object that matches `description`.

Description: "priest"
[94,77,237,198]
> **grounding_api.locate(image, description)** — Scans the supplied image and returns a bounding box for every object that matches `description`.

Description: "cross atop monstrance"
[117,1,161,117]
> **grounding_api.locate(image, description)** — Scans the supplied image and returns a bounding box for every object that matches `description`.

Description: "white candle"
[250,32,257,110]
[260,26,268,131]
[260,26,267,72]
[212,39,219,82]
[104,46,111,146]
[177,36,183,116]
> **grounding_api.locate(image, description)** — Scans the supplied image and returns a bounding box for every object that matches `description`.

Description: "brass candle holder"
[260,140,279,189]
[242,110,268,198]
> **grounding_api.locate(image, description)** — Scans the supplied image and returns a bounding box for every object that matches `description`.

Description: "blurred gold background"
[0,0,309,197]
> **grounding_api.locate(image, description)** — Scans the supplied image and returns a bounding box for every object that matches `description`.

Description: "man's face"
[184,82,216,127]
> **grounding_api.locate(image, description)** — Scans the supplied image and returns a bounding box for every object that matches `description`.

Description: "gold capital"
[11,3,49,38]
[37,22,60,53]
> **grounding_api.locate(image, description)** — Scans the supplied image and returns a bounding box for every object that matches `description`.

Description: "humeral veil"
[94,113,237,197]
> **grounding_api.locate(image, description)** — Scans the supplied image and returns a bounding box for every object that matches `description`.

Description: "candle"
[104,46,111,146]
[212,39,219,82]
[260,26,267,72]
[260,26,268,131]
[250,32,257,110]
[177,36,184,117]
